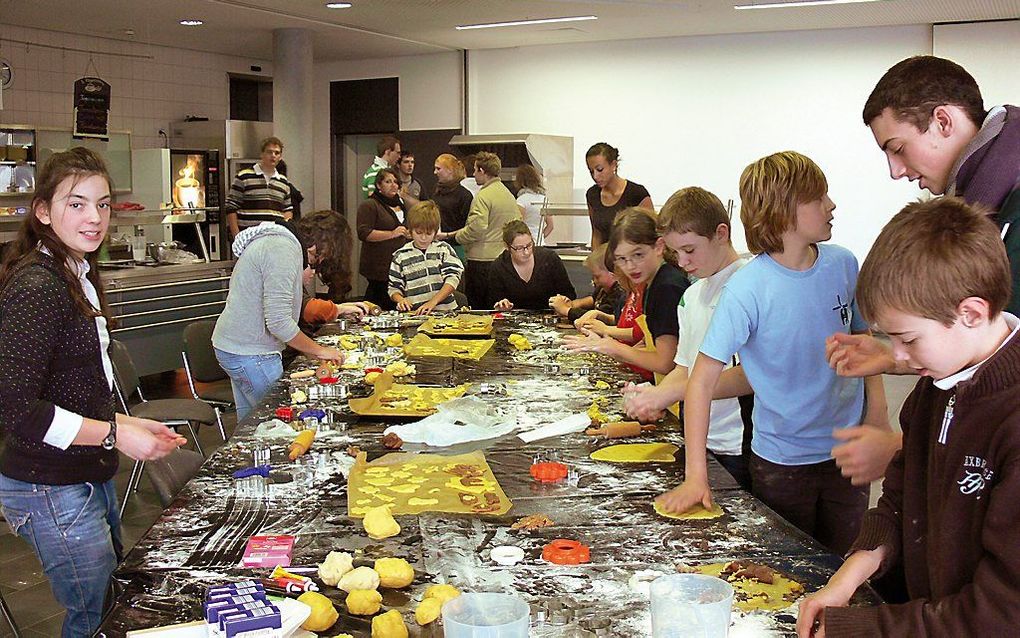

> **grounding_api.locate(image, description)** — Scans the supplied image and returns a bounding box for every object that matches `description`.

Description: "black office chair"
[146,448,205,508]
[109,340,219,516]
[182,320,232,441]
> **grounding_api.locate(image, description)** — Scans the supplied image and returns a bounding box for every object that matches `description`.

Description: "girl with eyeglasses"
[565,208,689,378]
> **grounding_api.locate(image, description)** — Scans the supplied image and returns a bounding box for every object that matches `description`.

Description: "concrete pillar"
[273,28,314,206]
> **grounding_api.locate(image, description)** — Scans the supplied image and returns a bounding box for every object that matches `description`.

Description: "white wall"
[311,52,463,210]
[934,20,1020,109]
[467,25,932,261]
[0,24,271,150]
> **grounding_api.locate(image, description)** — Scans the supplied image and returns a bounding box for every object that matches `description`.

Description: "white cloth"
[41,252,115,450]
[674,257,748,455]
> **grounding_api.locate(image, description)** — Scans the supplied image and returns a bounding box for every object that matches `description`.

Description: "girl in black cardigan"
[490,220,576,311]
[0,148,184,637]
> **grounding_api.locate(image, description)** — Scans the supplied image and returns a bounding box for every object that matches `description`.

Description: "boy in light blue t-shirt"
[672,152,889,555]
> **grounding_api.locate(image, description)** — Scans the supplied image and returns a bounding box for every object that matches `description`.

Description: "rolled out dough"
[590,443,679,463]
[653,500,723,520]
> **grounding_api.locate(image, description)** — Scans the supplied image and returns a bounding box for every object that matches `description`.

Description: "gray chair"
[109,340,219,516]
[0,584,19,637]
[182,320,232,441]
[146,448,205,508]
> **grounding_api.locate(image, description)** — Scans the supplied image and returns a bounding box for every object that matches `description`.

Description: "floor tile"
[0,552,47,591]
[1,581,61,629]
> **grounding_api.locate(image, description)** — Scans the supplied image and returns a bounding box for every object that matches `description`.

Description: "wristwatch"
[101,419,117,450]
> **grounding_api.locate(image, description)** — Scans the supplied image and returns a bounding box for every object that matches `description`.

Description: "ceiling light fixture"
[735,0,882,9]
[456,15,597,30]
[179,19,204,26]
[325,2,352,8]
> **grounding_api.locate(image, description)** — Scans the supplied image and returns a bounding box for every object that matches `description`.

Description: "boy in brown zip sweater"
[797,197,1020,636]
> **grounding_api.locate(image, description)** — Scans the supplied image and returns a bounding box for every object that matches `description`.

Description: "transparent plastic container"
[442,593,530,637]
[649,574,733,638]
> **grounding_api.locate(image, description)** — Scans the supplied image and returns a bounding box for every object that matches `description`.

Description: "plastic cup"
[442,593,529,638]
[649,574,733,638]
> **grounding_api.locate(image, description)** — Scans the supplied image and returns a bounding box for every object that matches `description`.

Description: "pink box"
[241,535,295,568]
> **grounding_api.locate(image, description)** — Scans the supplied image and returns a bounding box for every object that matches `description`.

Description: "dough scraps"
[408,497,439,506]
[654,500,724,520]
[694,561,805,612]
[590,442,679,463]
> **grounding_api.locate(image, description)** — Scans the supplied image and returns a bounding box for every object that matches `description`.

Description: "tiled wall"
[0,25,270,149]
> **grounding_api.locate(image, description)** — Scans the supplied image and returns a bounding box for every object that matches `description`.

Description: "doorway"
[341,134,386,298]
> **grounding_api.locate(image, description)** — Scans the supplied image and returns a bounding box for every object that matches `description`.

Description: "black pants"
[363,279,396,310]
[711,451,752,491]
[464,260,493,309]
[749,453,868,556]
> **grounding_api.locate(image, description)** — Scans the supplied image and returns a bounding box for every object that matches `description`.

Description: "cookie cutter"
[544,600,574,626]
[575,365,591,376]
[542,315,559,326]
[543,363,561,374]
[542,539,590,565]
[336,318,348,331]
[580,618,612,636]
[530,461,568,483]
[490,545,525,566]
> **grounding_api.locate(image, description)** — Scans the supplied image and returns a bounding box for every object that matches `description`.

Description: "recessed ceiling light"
[179,19,204,26]
[325,2,352,8]
[456,15,597,30]
[734,0,882,9]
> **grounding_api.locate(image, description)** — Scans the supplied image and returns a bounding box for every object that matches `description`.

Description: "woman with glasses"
[490,220,575,311]
[565,208,689,377]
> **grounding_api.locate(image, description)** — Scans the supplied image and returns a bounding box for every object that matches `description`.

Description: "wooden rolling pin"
[585,421,656,438]
[288,429,316,460]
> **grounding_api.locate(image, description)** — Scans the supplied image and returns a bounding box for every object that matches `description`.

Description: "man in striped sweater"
[388,201,463,315]
[225,136,292,238]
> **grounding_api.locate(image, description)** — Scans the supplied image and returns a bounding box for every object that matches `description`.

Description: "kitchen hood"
[449,133,573,201]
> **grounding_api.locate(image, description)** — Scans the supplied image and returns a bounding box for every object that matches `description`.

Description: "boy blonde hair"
[406,201,441,234]
[585,244,609,272]
[658,186,730,239]
[857,198,1010,326]
[474,152,501,178]
[738,151,827,254]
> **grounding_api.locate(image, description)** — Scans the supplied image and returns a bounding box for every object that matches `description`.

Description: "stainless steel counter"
[103,261,233,376]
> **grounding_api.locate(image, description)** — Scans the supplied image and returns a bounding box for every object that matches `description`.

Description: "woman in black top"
[0,148,184,637]
[585,142,654,248]
[356,168,409,309]
[430,153,473,236]
[491,220,576,311]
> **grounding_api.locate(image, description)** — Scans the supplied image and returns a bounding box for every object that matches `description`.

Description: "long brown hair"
[0,147,113,319]
[297,210,354,301]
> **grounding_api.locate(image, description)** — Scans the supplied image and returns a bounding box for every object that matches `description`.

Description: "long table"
[100,313,878,637]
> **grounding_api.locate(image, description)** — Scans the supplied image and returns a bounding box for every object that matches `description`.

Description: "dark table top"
[100,311,878,638]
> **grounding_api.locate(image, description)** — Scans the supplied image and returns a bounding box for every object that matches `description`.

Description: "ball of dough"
[363,505,401,539]
[385,333,403,347]
[374,557,414,589]
[345,589,382,616]
[415,597,442,625]
[423,583,461,605]
[338,566,381,593]
[371,609,408,638]
[297,591,338,632]
[318,551,354,586]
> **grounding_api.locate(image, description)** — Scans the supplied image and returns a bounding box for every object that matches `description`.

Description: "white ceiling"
[2,0,1019,62]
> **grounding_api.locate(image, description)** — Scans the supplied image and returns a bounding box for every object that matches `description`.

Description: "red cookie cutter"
[542,539,590,565]
[319,376,339,384]
[364,367,384,375]
[275,406,295,420]
[530,461,568,483]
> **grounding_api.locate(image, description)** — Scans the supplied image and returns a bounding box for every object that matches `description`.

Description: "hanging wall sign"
[73,76,111,140]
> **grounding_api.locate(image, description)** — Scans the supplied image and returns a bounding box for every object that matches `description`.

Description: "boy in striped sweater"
[388,201,463,315]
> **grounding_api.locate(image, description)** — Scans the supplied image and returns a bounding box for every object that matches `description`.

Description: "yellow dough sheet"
[694,562,805,612]
[590,442,679,463]
[418,314,494,336]
[349,373,469,417]
[347,450,513,517]
[403,333,495,360]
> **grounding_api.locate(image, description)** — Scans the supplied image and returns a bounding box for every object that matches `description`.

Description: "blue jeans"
[0,475,121,638]
[214,348,283,422]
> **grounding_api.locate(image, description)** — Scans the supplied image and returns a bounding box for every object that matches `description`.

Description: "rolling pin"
[585,421,656,438]
[288,429,316,460]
